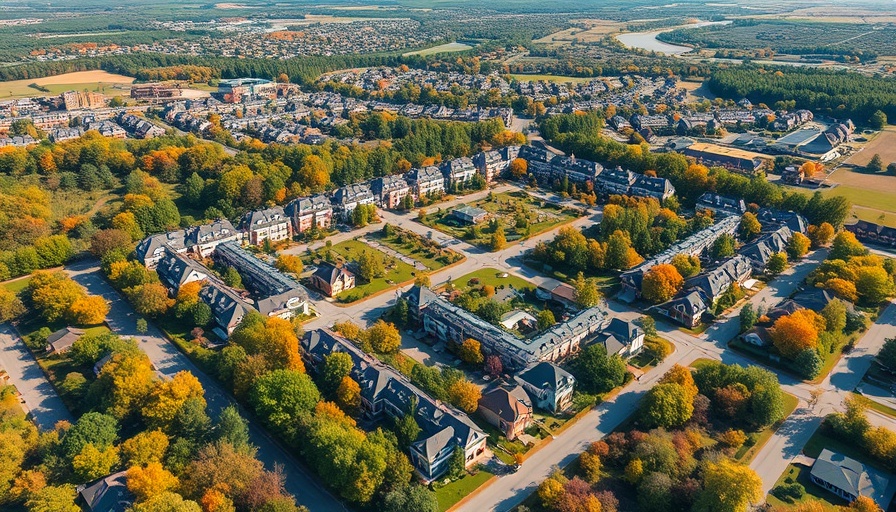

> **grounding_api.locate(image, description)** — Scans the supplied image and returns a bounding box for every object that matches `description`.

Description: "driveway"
[66,260,348,512]
[0,324,73,430]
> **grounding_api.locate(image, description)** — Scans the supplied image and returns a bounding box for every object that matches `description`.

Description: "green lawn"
[369,228,464,271]
[306,239,418,303]
[767,463,843,511]
[420,191,581,251]
[853,393,896,419]
[434,469,495,512]
[1,276,31,294]
[445,268,535,293]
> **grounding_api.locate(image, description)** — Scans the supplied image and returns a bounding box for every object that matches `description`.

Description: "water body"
[616,20,731,56]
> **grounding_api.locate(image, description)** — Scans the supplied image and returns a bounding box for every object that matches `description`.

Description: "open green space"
[369,226,464,271]
[305,239,418,303]
[434,469,495,512]
[403,41,473,56]
[767,463,843,511]
[849,208,896,229]
[819,184,896,216]
[420,191,581,251]
[1,276,32,295]
[446,268,535,294]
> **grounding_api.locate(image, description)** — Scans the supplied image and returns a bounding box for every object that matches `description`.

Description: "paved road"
[0,324,73,430]
[66,260,347,512]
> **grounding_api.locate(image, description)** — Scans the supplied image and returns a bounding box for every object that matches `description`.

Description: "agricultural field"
[532,18,624,47]
[659,20,896,56]
[403,41,473,56]
[420,190,581,251]
[0,70,135,99]
[841,127,896,168]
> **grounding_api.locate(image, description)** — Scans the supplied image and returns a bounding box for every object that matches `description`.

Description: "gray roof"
[187,219,237,245]
[603,317,641,345]
[660,290,708,317]
[311,261,354,287]
[516,362,575,393]
[156,249,208,290]
[405,166,445,184]
[684,255,752,299]
[76,471,133,512]
[47,327,85,353]
[239,206,288,230]
[811,449,890,504]
[285,194,332,218]
[135,230,187,263]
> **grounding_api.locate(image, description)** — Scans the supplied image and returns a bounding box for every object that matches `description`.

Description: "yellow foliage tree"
[659,364,698,400]
[142,371,205,430]
[121,429,169,466]
[68,296,109,325]
[127,462,179,502]
[335,376,361,413]
[771,311,821,359]
[73,444,119,482]
[459,338,484,364]
[447,380,481,413]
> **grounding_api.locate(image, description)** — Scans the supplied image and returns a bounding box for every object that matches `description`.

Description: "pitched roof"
[47,327,85,353]
[603,317,642,344]
[478,385,532,423]
[811,449,890,504]
[312,261,353,286]
[76,471,133,512]
[517,362,575,392]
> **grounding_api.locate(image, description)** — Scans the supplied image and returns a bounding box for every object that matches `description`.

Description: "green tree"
[382,485,438,512]
[447,446,466,479]
[870,110,888,130]
[249,370,321,431]
[670,253,701,278]
[215,405,250,450]
[711,234,736,259]
[640,383,693,429]
[878,338,896,372]
[739,303,758,333]
[0,288,25,322]
[766,252,787,275]
[537,309,556,330]
[25,485,81,512]
[572,271,600,308]
[573,344,626,394]
[868,154,884,173]
[60,412,118,458]
[358,250,383,282]
[795,348,822,379]
[821,299,848,333]
[222,267,243,289]
[787,232,811,259]
[321,352,354,394]
[855,266,894,304]
[393,408,422,447]
[738,212,762,240]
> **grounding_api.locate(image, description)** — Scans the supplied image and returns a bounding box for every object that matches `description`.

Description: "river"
[615,20,731,56]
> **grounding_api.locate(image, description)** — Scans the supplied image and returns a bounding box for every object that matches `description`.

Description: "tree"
[766,252,788,275]
[414,275,431,287]
[130,492,202,512]
[128,283,173,317]
[537,309,556,330]
[711,234,736,259]
[855,266,894,304]
[171,397,212,443]
[382,485,438,512]
[878,338,896,372]
[89,229,133,258]
[694,459,762,512]
[637,471,673,512]
[848,496,884,512]
[738,212,762,240]
[509,158,528,179]
[579,451,602,484]
[321,352,353,394]
[180,442,263,503]
[640,383,693,429]
[573,344,626,394]
[771,311,820,359]
[249,370,321,430]
[641,264,684,304]
[365,320,401,354]
[447,379,481,413]
[868,153,884,173]
[0,288,25,322]
[215,405,250,450]
[393,409,422,447]
[458,338,483,364]
[127,462,179,502]
[335,376,361,413]
[739,303,758,333]
[484,355,503,378]
[121,430,169,466]
[870,110,888,130]
[787,232,811,259]
[825,278,859,303]
[230,313,304,372]
[809,222,835,247]
[222,267,243,289]
[821,299,848,334]
[61,412,118,458]
[573,272,601,308]
[670,253,701,279]
[358,250,383,282]
[73,443,120,482]
[142,371,205,431]
[25,485,81,512]
[68,296,109,325]
[29,271,85,323]
[659,364,698,400]
[606,230,641,269]
[795,348,822,379]
[489,225,507,252]
[275,255,303,275]
[830,231,867,260]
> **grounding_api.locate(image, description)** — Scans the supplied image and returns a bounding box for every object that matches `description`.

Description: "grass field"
[305,239,417,303]
[1,276,31,295]
[434,469,495,512]
[0,70,135,99]
[403,42,472,56]
[842,128,896,168]
[533,19,623,46]
[445,268,536,293]
[368,228,464,271]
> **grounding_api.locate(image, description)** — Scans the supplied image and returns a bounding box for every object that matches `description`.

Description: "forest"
[708,66,896,125]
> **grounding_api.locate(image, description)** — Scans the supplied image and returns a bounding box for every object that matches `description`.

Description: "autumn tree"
[490,225,507,251]
[127,462,179,502]
[29,270,85,322]
[509,158,528,179]
[670,253,701,279]
[484,355,503,378]
[358,250,383,281]
[335,376,361,413]
[458,338,484,364]
[573,272,601,308]
[180,442,263,503]
[787,232,811,259]
[766,252,788,275]
[605,230,642,269]
[364,320,401,354]
[855,265,894,304]
[73,443,120,482]
[738,212,762,240]
[0,288,25,322]
[230,312,304,372]
[641,383,694,429]
[121,429,169,466]
[694,459,762,512]
[641,264,684,304]
[68,296,109,325]
[130,492,202,512]
[142,371,205,431]
[127,283,173,317]
[274,255,303,275]
[809,222,835,247]
[830,231,867,260]
[447,379,480,413]
[771,310,822,359]
[659,364,698,400]
[25,485,81,512]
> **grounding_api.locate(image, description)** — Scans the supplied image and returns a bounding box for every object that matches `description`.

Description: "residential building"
[371,174,412,209]
[332,183,375,221]
[655,255,752,327]
[135,230,188,268]
[478,386,533,441]
[518,145,556,183]
[630,174,676,201]
[186,219,241,258]
[405,166,445,198]
[199,283,251,338]
[46,327,85,354]
[474,146,519,183]
[76,471,133,512]
[239,207,292,246]
[285,195,333,233]
[695,192,746,216]
[405,285,609,370]
[551,154,603,186]
[781,165,805,185]
[846,221,896,250]
[441,157,478,188]
[302,329,488,482]
[595,166,637,196]
[594,317,644,356]
[682,142,769,174]
[212,242,310,317]
[654,290,709,328]
[218,78,278,103]
[309,261,356,298]
[514,362,575,413]
[740,226,793,272]
[155,249,209,294]
[810,449,893,509]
